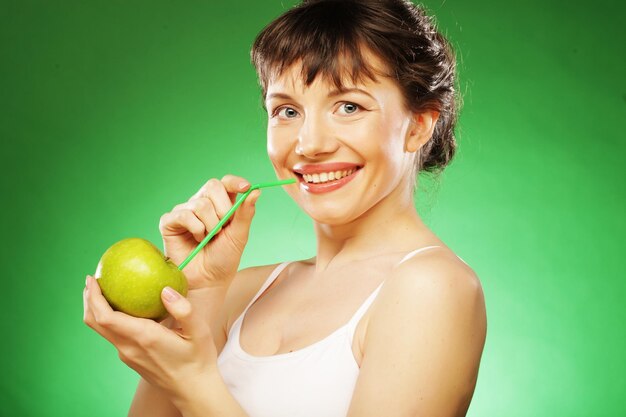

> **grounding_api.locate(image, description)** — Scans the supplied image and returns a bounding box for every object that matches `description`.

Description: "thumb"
[161,287,204,339]
[228,188,261,244]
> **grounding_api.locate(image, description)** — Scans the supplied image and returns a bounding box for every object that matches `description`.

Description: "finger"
[83,276,116,342]
[161,287,210,342]
[192,176,251,205]
[227,188,261,249]
[83,278,96,326]
[191,180,235,225]
[86,276,144,339]
[159,209,207,242]
[158,315,179,329]
[182,198,223,235]
[221,174,252,198]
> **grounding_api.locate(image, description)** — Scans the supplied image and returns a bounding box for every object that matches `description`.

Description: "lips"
[294,166,362,194]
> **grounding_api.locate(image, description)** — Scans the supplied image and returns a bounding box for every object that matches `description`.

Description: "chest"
[238,262,391,366]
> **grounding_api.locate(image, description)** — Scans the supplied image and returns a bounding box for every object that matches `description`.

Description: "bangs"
[251,1,392,99]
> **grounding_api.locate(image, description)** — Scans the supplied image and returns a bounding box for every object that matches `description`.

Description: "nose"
[295,112,338,158]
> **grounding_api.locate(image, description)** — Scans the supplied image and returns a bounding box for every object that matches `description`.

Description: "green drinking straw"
[177,178,296,271]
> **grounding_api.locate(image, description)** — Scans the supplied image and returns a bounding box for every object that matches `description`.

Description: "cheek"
[266,135,277,158]
[362,118,403,162]
[266,132,291,171]
[267,127,283,154]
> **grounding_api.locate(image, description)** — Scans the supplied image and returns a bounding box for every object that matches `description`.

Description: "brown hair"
[251,0,461,182]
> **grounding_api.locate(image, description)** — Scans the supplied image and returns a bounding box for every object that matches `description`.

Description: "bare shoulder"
[355,248,487,414]
[221,262,284,335]
[390,247,483,295]
[366,246,487,351]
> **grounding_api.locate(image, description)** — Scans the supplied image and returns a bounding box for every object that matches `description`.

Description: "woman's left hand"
[82,275,217,400]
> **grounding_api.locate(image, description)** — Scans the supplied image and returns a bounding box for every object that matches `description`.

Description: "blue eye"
[273,106,299,119]
[338,102,361,115]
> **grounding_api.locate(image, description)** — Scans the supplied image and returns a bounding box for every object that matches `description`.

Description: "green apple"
[95,237,188,321]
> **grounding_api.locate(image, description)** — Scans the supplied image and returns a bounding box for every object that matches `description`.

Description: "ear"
[405,110,440,152]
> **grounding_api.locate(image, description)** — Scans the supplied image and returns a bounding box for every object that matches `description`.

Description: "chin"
[304,206,359,226]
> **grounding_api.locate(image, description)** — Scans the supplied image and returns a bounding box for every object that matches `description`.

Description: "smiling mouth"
[294,166,363,184]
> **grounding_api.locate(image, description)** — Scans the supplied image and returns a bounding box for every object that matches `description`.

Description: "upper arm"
[347,255,487,417]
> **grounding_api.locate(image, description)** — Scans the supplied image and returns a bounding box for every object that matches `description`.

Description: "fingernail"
[239,181,248,190]
[85,276,90,288]
[162,287,180,302]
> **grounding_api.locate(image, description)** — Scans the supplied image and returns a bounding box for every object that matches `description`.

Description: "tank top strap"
[344,280,386,338]
[344,245,442,342]
[397,245,442,266]
[242,261,292,313]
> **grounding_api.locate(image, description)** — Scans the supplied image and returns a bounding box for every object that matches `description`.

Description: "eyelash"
[270,102,364,118]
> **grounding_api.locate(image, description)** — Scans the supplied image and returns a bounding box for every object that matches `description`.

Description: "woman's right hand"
[158,174,261,290]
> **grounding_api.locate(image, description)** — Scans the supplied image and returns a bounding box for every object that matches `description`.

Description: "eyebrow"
[266,88,375,102]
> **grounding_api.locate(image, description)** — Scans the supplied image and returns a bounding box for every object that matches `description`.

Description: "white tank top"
[217,246,441,417]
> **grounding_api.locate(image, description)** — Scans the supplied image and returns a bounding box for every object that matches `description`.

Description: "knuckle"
[176,302,193,321]
[94,314,112,328]
[118,349,129,363]
[174,210,188,223]
[180,307,193,321]
[220,174,235,182]
[93,313,113,328]
[158,213,169,229]
[138,330,157,349]
[192,198,210,211]
[190,222,206,236]
[117,347,138,365]
[83,315,93,328]
[207,178,222,190]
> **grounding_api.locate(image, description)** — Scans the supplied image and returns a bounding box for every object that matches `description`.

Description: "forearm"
[128,378,181,417]
[127,286,233,417]
[128,316,182,417]
[189,285,229,322]
[187,285,230,351]
[171,367,248,417]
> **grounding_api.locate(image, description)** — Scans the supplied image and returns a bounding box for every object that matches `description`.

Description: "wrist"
[188,283,230,296]
[197,270,237,291]
[171,368,248,417]
[169,370,213,412]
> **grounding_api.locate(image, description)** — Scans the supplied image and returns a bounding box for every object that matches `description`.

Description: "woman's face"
[265,52,418,225]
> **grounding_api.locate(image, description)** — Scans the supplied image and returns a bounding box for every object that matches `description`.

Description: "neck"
[311,182,429,273]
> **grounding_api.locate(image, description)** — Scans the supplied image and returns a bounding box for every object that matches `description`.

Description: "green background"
[1,0,624,415]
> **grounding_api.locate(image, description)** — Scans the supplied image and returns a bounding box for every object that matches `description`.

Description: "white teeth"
[302,168,357,184]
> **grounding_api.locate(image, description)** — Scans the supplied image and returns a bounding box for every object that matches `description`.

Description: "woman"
[83,0,487,416]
